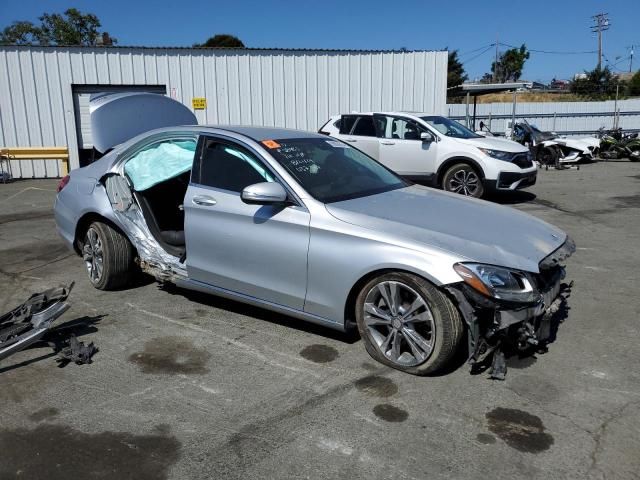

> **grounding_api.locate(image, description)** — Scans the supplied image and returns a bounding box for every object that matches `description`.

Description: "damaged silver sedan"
[54,93,574,376]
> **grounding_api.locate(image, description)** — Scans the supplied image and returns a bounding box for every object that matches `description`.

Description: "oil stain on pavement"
[486,407,554,453]
[299,344,339,363]
[128,336,211,374]
[28,407,60,422]
[354,375,398,398]
[476,433,497,445]
[373,404,408,422]
[0,424,181,480]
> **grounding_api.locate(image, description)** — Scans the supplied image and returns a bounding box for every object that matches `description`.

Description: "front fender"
[304,221,464,324]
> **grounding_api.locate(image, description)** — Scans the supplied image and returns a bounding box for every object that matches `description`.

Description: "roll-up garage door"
[73,85,167,149]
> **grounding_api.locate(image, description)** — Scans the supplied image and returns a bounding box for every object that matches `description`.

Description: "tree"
[194,34,244,48]
[0,21,41,45]
[0,8,115,46]
[627,71,640,97]
[447,49,468,91]
[571,66,623,99]
[490,44,530,82]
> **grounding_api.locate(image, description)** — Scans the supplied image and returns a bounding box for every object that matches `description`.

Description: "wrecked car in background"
[54,93,574,377]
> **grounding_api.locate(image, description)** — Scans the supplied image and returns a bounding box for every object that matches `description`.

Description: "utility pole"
[628,45,635,72]
[493,35,499,82]
[591,13,610,69]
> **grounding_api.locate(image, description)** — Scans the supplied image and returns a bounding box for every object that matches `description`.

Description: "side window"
[350,116,377,137]
[339,115,357,134]
[198,139,274,192]
[379,116,424,141]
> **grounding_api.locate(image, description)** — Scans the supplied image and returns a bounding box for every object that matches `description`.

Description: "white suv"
[319,112,537,198]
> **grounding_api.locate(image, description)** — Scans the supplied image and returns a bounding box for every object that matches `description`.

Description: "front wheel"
[82,221,135,290]
[354,272,465,375]
[442,163,484,198]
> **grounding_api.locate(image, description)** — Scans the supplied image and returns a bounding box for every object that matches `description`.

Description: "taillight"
[57,175,70,192]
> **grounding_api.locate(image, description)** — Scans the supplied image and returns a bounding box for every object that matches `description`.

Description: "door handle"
[381,141,395,145]
[344,139,357,142]
[192,195,217,206]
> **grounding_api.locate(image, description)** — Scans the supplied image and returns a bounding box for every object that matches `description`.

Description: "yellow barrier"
[0,147,70,177]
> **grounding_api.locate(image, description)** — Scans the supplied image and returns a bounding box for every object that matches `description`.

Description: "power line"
[497,41,596,55]
[457,44,495,58]
[461,45,495,66]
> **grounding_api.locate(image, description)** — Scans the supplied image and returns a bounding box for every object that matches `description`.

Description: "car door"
[334,114,380,159]
[184,136,310,310]
[374,114,438,180]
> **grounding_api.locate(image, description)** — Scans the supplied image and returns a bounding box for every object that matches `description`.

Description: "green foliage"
[447,50,468,92]
[627,71,640,97]
[0,21,41,45]
[570,66,624,99]
[194,34,245,48]
[0,8,115,46]
[490,44,530,82]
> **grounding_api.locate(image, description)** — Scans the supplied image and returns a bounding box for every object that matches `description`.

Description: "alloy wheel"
[447,168,480,196]
[83,227,104,284]
[363,281,436,367]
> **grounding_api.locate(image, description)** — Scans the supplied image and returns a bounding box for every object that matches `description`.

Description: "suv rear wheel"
[355,272,464,375]
[442,163,484,198]
[82,221,135,290]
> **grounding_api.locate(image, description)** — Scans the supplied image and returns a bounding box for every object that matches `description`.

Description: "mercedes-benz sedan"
[54,94,574,376]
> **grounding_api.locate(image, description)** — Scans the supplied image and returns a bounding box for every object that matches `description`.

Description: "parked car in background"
[54,94,574,377]
[319,112,536,198]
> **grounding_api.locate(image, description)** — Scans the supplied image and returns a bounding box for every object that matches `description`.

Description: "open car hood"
[90,92,197,153]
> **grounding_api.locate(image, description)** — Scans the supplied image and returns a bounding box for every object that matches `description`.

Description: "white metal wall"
[0,46,448,178]
[447,99,640,136]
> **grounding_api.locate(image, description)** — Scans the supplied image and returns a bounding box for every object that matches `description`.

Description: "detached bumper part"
[0,283,74,362]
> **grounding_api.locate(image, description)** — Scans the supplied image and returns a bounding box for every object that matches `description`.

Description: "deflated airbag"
[124,140,196,191]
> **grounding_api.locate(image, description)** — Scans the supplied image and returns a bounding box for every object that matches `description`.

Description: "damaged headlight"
[477,148,514,161]
[453,263,541,304]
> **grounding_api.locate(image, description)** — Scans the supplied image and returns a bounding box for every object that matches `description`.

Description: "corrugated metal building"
[0,45,448,178]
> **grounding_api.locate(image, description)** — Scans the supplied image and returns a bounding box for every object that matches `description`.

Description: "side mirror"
[420,131,436,142]
[241,182,288,205]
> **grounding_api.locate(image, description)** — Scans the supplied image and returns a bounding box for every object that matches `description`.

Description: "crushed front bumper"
[445,237,575,378]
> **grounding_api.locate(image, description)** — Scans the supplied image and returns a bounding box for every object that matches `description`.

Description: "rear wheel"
[82,221,135,290]
[354,272,465,375]
[442,163,484,198]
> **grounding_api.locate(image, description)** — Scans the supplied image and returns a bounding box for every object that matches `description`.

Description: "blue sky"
[1,0,637,82]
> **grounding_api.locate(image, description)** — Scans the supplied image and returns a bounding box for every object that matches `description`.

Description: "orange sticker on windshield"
[262,140,281,149]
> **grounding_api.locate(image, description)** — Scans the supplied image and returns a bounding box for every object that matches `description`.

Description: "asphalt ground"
[1,161,639,480]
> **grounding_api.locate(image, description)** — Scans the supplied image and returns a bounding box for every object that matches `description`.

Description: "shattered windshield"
[420,116,481,139]
[263,138,407,203]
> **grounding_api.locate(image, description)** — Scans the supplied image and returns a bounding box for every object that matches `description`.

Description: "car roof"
[201,125,323,141]
[333,112,441,118]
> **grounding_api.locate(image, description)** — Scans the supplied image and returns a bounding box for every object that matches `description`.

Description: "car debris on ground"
[0,282,98,366]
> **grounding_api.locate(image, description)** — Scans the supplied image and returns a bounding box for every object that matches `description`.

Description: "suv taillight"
[57,175,70,192]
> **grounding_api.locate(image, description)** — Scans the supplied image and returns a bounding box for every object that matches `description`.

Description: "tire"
[82,221,135,290]
[536,146,557,166]
[354,272,465,375]
[442,163,484,198]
